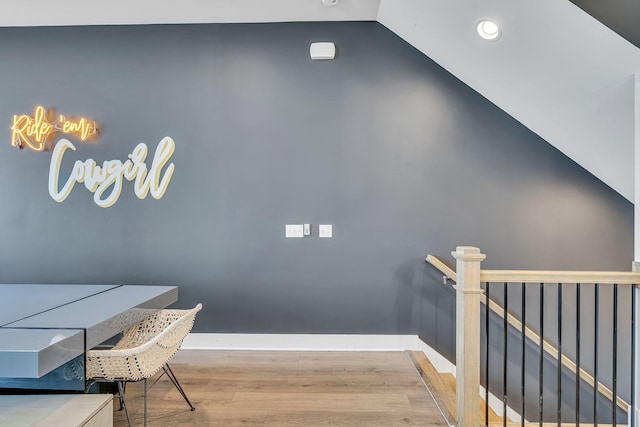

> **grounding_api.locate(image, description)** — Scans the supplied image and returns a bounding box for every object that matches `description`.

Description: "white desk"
[0,284,177,390]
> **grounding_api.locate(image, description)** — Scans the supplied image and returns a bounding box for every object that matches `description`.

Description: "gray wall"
[0,22,633,361]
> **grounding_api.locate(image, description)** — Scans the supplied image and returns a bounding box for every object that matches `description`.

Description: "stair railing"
[427,246,639,427]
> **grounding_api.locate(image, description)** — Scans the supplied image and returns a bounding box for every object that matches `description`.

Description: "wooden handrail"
[425,254,631,411]
[426,254,640,285]
[426,254,457,282]
[481,270,640,285]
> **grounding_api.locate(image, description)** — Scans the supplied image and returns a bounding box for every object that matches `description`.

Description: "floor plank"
[110,350,449,426]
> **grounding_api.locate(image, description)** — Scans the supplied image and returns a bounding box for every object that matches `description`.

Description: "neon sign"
[9,105,175,207]
[11,106,99,151]
[49,137,176,208]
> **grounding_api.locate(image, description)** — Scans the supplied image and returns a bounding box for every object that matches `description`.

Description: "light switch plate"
[285,224,304,238]
[318,224,332,238]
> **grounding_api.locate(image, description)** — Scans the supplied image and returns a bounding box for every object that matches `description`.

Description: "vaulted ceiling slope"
[2,0,638,202]
[570,0,640,49]
[378,0,640,202]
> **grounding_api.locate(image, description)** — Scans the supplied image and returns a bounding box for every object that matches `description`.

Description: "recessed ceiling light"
[477,19,501,41]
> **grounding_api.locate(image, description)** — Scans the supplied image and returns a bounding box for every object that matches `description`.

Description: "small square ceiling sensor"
[310,42,336,60]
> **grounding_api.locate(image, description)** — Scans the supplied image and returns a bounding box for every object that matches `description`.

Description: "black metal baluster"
[486,283,490,427]
[558,283,562,426]
[504,282,508,427]
[612,284,618,427]
[576,284,581,426]
[594,283,599,427]
[540,283,544,427]
[522,282,526,427]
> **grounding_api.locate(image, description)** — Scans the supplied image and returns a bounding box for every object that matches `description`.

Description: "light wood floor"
[111,350,449,426]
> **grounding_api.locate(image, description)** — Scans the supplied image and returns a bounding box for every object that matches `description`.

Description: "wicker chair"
[86,303,202,427]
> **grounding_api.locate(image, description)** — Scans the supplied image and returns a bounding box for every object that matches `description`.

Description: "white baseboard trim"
[181,333,456,375]
[483,387,522,423]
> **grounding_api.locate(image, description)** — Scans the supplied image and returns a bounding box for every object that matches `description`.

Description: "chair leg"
[163,363,196,411]
[84,380,97,394]
[118,382,127,411]
[143,378,148,427]
[117,381,132,427]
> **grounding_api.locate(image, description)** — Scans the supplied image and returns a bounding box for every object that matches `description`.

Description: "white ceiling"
[0,0,381,25]
[3,0,639,202]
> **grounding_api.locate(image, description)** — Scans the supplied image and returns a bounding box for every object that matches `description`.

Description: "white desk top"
[0,284,177,380]
[0,284,118,327]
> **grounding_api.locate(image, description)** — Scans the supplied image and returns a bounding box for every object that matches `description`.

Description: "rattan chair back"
[86,303,202,382]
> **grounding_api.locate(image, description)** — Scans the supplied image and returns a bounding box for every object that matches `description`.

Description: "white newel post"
[452,246,486,427]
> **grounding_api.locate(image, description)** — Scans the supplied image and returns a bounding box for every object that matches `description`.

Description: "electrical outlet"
[285,224,304,238]
[318,224,332,238]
